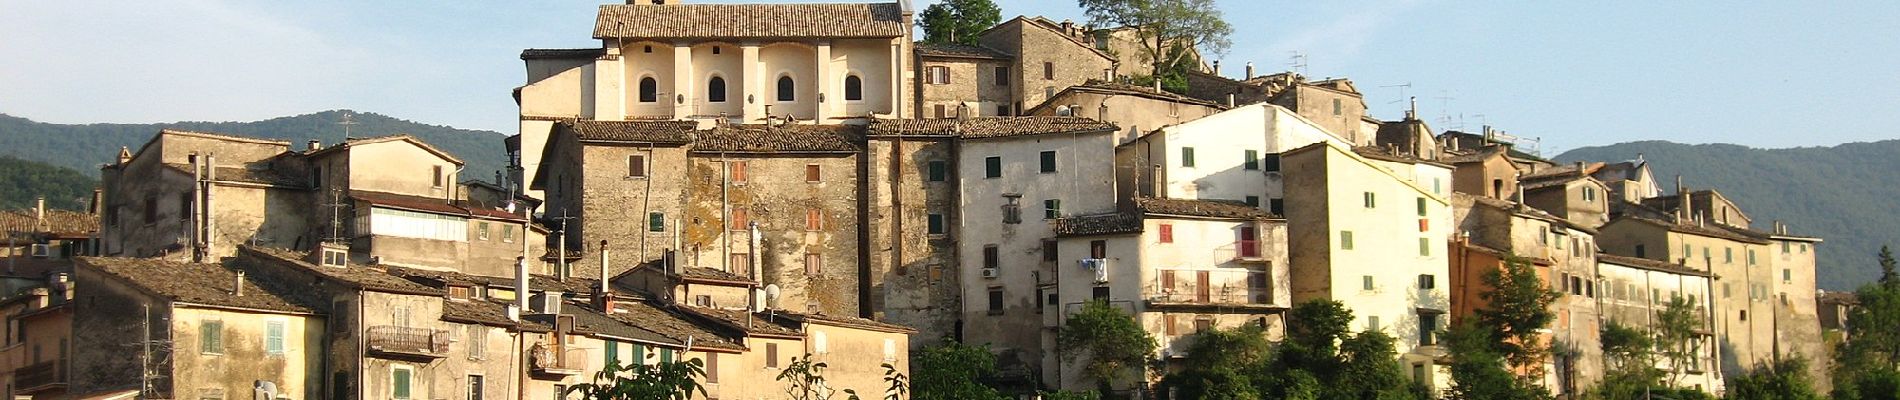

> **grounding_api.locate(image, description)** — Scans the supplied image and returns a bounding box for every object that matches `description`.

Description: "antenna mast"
[338,111,358,140]
[322,189,348,243]
[1286,51,1308,75]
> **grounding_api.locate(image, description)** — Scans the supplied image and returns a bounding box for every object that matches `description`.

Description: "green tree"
[911,339,1007,400]
[1834,246,1900,399]
[1076,0,1232,77]
[566,357,706,400]
[1255,300,1427,400]
[1158,324,1272,399]
[1058,300,1157,393]
[1654,296,1704,386]
[1726,358,1821,400]
[1881,245,1897,284]
[919,0,1001,45]
[1474,255,1563,382]
[1444,321,1549,400]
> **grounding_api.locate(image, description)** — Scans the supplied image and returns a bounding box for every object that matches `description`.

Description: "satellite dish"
[1055,105,1074,116]
[764,284,782,309]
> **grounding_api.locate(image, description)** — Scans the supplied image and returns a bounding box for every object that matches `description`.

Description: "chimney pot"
[1212,60,1221,76]
[1244,62,1255,80]
[235,270,245,297]
[307,140,322,151]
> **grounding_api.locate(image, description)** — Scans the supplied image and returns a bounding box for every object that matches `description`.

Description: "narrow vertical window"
[1181,147,1196,167]
[1039,150,1057,173]
[1042,239,1059,262]
[983,245,999,268]
[984,156,1002,178]
[729,209,748,231]
[1416,197,1427,217]
[805,253,822,275]
[926,161,947,182]
[806,209,823,231]
[1363,192,1376,208]
[628,155,646,177]
[433,165,446,188]
[648,212,665,232]
[995,66,1010,86]
[266,320,286,355]
[393,367,413,399]
[805,164,822,182]
[1243,150,1260,170]
[729,161,748,183]
[1264,154,1281,172]
[1043,62,1054,80]
[987,287,1004,314]
[200,320,224,354]
[927,214,946,235]
[1158,224,1173,243]
[707,77,728,103]
[1341,231,1355,250]
[777,76,796,101]
[844,75,864,101]
[639,77,658,103]
[1043,199,1061,219]
[705,353,720,383]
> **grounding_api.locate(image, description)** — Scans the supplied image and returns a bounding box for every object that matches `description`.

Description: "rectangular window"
[605,341,619,367]
[1194,316,1214,332]
[200,320,223,354]
[1043,62,1054,80]
[926,66,950,84]
[1003,195,1022,223]
[502,225,516,243]
[628,155,647,177]
[1783,241,1792,254]
[1164,315,1177,336]
[806,164,821,182]
[468,375,484,400]
[1269,199,1284,215]
[1418,274,1436,289]
[927,213,946,235]
[144,197,157,224]
[433,166,445,188]
[1367,316,1381,332]
[766,343,780,368]
[1363,192,1376,208]
[730,161,749,183]
[1363,275,1375,291]
[393,367,414,399]
[1239,227,1260,258]
[805,253,822,276]
[265,320,286,355]
[1039,150,1058,173]
[729,253,750,275]
[997,105,1010,116]
[983,245,999,268]
[987,287,1005,314]
[467,325,486,360]
[927,161,947,182]
[1340,231,1354,250]
[729,209,748,231]
[179,193,191,220]
[995,66,1009,86]
[705,353,720,383]
[984,156,1002,178]
[477,222,490,241]
[1158,224,1173,243]
[1244,196,1260,207]
[1181,147,1196,167]
[1264,154,1281,172]
[1419,237,1431,256]
[552,385,566,400]
[1042,239,1059,262]
[1244,150,1260,170]
[1416,197,1427,217]
[1784,269,1792,282]
[1044,199,1061,219]
[648,212,665,232]
[1635,244,1646,258]
[934,104,947,118]
[1726,247,1734,264]
[1418,313,1439,346]
[1092,286,1110,300]
[806,209,823,231]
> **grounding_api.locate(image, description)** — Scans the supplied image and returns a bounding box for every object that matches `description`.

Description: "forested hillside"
[1557,140,1900,291]
[0,111,509,181]
[0,156,96,210]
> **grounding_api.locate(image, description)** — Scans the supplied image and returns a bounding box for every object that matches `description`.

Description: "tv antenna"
[322,189,348,243]
[1382,82,1413,104]
[1286,51,1308,75]
[337,111,358,140]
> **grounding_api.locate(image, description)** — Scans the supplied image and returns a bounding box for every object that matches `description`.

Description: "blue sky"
[3,1,1896,155]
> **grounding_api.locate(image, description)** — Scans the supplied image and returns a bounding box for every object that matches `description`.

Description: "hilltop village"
[0,1,1838,399]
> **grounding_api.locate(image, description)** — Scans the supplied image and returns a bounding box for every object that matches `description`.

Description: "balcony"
[366,325,451,360]
[531,344,587,376]
[1213,241,1270,264]
[1079,258,1108,283]
[1147,269,1279,312]
[16,360,67,393]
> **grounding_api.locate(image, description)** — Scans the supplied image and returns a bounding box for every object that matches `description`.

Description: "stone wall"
[863,137,960,346]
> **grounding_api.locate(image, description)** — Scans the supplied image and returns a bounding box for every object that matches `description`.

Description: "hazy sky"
[4,1,1897,155]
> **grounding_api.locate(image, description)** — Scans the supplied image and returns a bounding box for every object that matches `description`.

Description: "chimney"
[307,140,322,151]
[34,196,45,227]
[1212,60,1221,77]
[1244,62,1255,80]
[1060,19,1075,36]
[89,189,103,215]
[506,304,521,322]
[1227,94,1236,108]
[234,270,245,297]
[1406,97,1418,120]
[1574,161,1585,174]
[514,256,530,315]
[598,240,614,314]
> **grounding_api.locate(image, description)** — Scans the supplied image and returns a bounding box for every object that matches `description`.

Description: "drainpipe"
[515,256,531,314]
[721,155,732,275]
[189,153,204,262]
[204,154,218,259]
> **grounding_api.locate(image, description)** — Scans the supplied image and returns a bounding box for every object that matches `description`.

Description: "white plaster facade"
[1117,103,1352,211]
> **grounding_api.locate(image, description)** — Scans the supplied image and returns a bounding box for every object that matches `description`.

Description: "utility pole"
[551,210,577,281]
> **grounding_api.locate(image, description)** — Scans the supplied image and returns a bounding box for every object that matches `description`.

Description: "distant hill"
[0,111,510,182]
[1556,140,1900,291]
[0,155,96,210]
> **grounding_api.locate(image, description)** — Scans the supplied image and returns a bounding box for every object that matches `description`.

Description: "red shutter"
[1158,224,1173,243]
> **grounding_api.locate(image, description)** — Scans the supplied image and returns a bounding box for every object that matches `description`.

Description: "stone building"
[1447,193,1603,395]
[1116,102,1353,215]
[1595,254,1723,393]
[1027,82,1225,144]
[511,0,916,200]
[0,273,73,400]
[71,257,326,400]
[1591,157,1663,204]
[1048,197,1287,392]
[1440,146,1521,201]
[913,43,1015,118]
[1181,71,1375,146]
[1,199,100,264]
[972,17,1118,115]
[862,120,963,346]
[1281,140,1454,391]
[99,130,310,260]
[1519,162,1613,229]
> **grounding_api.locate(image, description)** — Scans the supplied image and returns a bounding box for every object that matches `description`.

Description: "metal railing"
[366,325,450,356]
[531,345,588,374]
[16,359,66,392]
[1149,269,1272,305]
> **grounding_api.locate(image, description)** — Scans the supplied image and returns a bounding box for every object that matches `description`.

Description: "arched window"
[708,77,727,103]
[638,77,658,103]
[844,75,864,101]
[777,76,796,102]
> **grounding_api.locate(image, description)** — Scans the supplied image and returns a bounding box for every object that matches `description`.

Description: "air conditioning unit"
[29,244,51,259]
[981,268,999,279]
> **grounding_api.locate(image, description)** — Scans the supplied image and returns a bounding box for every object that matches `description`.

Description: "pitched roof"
[352,190,526,222]
[1031,82,1224,113]
[691,124,860,154]
[441,299,552,332]
[775,310,916,334]
[685,306,805,337]
[521,48,605,60]
[305,135,464,165]
[1051,213,1143,237]
[1520,163,1601,191]
[915,42,1011,60]
[79,257,321,314]
[238,246,442,295]
[594,3,908,40]
[604,301,746,351]
[564,302,680,345]
[1135,197,1277,219]
[562,120,698,144]
[866,117,1118,139]
[382,265,601,295]
[0,209,98,238]
[1598,254,1712,277]
[678,267,755,284]
[1618,215,1770,245]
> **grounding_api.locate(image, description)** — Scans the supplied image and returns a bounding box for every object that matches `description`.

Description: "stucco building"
[1447,193,1603,396]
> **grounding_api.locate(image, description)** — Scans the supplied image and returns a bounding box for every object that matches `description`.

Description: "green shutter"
[1244,150,1259,170]
[1182,147,1196,167]
[660,348,674,364]
[266,321,286,355]
[393,368,412,399]
[200,321,222,353]
[605,341,619,367]
[648,212,665,232]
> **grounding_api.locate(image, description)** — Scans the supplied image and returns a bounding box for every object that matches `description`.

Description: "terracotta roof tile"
[564,302,679,345]
[80,257,321,314]
[521,48,605,60]
[238,246,442,295]
[1051,213,1143,237]
[562,120,698,144]
[691,124,860,153]
[867,117,1118,139]
[1135,197,1276,219]
[442,299,551,332]
[0,209,98,238]
[778,310,915,333]
[686,306,804,336]
[678,267,753,284]
[606,302,746,351]
[353,190,526,221]
[915,42,1011,60]
[1598,254,1712,277]
[594,3,907,39]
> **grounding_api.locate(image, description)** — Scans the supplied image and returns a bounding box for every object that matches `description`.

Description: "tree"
[1444,321,1549,400]
[919,0,1001,45]
[1654,296,1704,386]
[911,340,1007,400]
[1833,245,1900,399]
[566,357,706,400]
[1473,255,1563,382]
[1255,299,1428,400]
[1881,246,1898,284]
[1158,324,1272,399]
[1726,358,1821,400]
[1058,300,1158,393]
[1077,0,1232,78]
